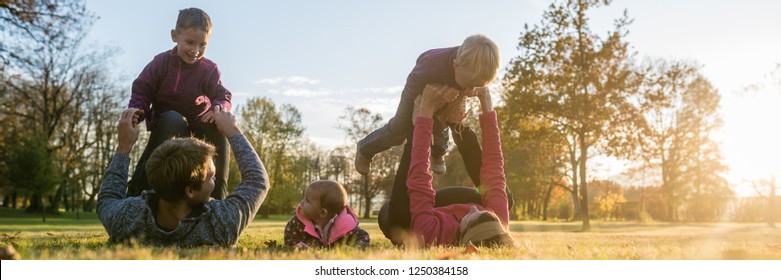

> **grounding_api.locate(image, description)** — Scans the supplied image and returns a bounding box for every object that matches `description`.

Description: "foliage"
[751,177,779,227]
[502,0,640,230]
[1,0,125,214]
[6,137,60,221]
[237,97,307,217]
[625,60,732,221]
[337,106,400,218]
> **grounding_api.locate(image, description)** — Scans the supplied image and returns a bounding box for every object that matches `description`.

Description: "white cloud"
[269,88,331,97]
[254,76,320,85]
[255,77,283,84]
[359,86,404,94]
[286,76,321,85]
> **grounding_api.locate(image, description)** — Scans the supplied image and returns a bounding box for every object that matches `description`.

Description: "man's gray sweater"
[96,134,268,247]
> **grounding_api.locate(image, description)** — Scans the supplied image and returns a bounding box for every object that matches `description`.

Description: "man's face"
[171,27,210,64]
[189,159,215,206]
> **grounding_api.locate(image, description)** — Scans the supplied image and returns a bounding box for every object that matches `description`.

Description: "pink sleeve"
[479,111,510,225]
[407,116,438,229]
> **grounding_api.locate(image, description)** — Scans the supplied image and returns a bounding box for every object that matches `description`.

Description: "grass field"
[1,208,780,260]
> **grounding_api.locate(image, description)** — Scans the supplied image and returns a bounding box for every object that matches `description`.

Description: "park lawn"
[1,208,780,260]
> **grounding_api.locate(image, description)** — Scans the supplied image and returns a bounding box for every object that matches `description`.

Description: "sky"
[83,0,781,196]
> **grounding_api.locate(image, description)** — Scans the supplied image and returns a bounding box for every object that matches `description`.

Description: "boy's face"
[453,60,488,94]
[300,186,325,220]
[188,159,215,206]
[171,27,210,64]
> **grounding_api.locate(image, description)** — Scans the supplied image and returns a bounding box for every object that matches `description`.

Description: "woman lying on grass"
[379,84,516,247]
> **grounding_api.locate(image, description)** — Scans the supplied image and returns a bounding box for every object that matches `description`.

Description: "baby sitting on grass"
[284,180,370,249]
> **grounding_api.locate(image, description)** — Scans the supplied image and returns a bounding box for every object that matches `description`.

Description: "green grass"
[1,208,780,260]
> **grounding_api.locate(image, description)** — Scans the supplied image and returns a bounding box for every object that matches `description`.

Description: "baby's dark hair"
[308,180,348,217]
[176,7,212,34]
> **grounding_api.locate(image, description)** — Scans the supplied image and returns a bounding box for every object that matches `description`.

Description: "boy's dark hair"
[145,137,216,202]
[176,7,212,34]
[309,180,348,216]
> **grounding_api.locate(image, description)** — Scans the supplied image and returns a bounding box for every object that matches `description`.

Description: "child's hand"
[212,106,242,137]
[477,87,494,113]
[131,109,144,126]
[201,111,216,123]
[466,87,487,98]
[421,84,460,115]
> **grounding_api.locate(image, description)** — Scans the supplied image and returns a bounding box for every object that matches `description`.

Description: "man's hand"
[201,110,216,123]
[116,108,143,155]
[420,84,459,118]
[212,105,241,137]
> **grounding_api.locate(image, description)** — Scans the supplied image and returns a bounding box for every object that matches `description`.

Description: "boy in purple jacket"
[355,34,500,177]
[127,8,232,199]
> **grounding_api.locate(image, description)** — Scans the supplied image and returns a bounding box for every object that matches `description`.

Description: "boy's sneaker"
[430,155,446,175]
[354,147,372,176]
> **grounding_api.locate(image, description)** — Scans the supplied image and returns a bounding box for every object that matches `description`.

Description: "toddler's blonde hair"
[456,34,500,87]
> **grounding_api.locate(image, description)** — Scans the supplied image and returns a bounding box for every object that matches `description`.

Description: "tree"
[2,0,128,214]
[238,97,306,217]
[752,177,778,227]
[80,89,125,212]
[627,60,731,221]
[502,0,640,230]
[337,106,400,218]
[497,103,568,220]
[589,180,626,220]
[6,137,59,221]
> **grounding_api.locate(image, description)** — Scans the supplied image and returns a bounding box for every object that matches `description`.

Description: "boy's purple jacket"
[403,46,463,98]
[129,47,232,129]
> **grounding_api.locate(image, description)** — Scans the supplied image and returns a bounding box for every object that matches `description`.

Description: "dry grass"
[1,209,780,260]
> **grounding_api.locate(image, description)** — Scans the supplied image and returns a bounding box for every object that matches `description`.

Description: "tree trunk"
[543,184,554,221]
[49,182,66,213]
[26,194,44,212]
[769,178,777,228]
[578,133,591,231]
[569,144,580,220]
[83,194,97,212]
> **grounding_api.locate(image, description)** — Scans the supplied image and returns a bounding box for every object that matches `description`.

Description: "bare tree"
[753,177,778,228]
[337,106,400,218]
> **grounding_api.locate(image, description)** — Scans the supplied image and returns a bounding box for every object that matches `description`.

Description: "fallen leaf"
[436,251,459,260]
[463,241,479,254]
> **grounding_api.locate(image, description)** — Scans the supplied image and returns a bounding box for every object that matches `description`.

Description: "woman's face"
[459,205,489,234]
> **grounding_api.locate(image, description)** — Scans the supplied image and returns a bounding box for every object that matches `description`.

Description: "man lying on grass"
[97,106,269,246]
